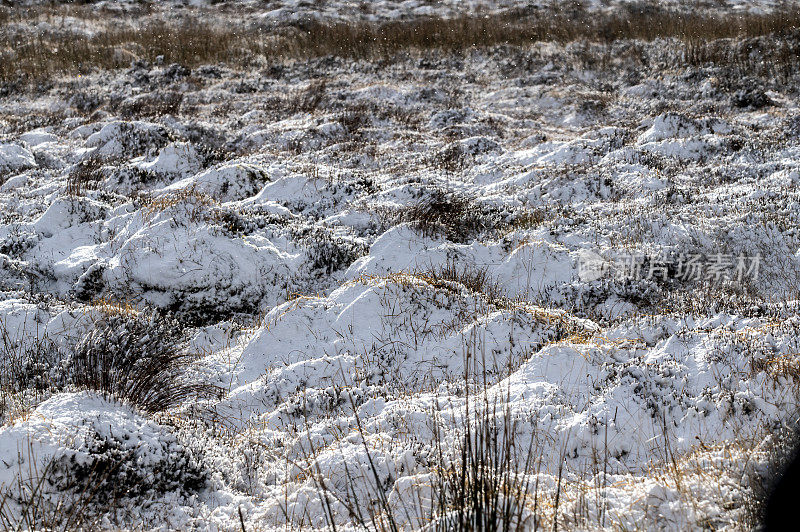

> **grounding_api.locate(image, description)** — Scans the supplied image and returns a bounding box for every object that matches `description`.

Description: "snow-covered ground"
[1,2,799,530]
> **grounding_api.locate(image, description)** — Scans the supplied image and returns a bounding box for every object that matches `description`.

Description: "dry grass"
[509,208,547,232]
[2,5,800,83]
[0,317,58,394]
[140,188,218,217]
[302,373,540,531]
[0,440,109,531]
[423,259,506,304]
[69,311,219,413]
[66,155,107,197]
[115,90,184,118]
[427,395,536,532]
[399,189,484,243]
[87,297,140,318]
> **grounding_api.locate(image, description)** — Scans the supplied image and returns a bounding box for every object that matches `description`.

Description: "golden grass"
[1,5,800,83]
[86,297,140,318]
[140,188,218,215]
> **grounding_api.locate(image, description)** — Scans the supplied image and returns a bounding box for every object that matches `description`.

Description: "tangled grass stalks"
[69,311,219,413]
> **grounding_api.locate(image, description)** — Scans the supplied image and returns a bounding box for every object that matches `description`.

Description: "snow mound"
[85,120,170,159]
[208,272,587,427]
[0,143,37,174]
[19,130,58,147]
[135,142,202,178]
[101,200,296,321]
[0,392,207,515]
[638,112,730,142]
[347,225,577,300]
[160,162,270,202]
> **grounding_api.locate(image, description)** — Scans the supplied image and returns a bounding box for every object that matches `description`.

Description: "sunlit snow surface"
[1,1,800,529]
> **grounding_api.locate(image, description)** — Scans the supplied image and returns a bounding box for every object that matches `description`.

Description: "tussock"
[69,311,218,413]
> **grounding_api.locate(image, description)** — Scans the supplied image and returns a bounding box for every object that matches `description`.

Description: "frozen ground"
[1,2,800,530]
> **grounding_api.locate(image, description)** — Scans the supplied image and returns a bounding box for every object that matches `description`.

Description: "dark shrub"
[69,311,218,413]
[731,89,773,110]
[400,188,498,243]
[66,156,106,197]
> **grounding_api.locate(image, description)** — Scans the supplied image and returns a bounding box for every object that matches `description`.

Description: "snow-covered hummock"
[158,162,271,202]
[135,142,202,178]
[0,144,36,175]
[1,16,799,530]
[0,393,174,486]
[0,392,202,522]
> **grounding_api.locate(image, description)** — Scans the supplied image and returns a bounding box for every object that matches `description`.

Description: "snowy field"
[1,1,800,530]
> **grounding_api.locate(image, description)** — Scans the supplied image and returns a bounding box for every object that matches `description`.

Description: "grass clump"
[66,155,107,197]
[68,310,217,413]
[306,389,538,531]
[423,259,506,303]
[428,398,535,531]
[395,188,498,243]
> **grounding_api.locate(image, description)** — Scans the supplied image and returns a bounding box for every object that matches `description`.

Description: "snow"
[136,142,202,177]
[638,113,731,143]
[85,120,169,158]
[0,392,206,529]
[19,130,58,147]
[0,144,36,175]
[0,3,799,529]
[159,162,271,202]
